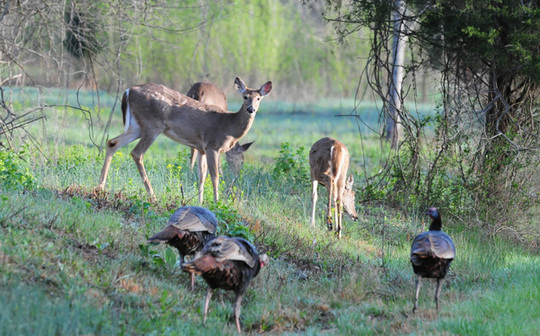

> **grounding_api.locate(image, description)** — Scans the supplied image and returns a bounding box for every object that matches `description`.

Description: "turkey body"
[410,207,455,314]
[183,236,269,333]
[148,206,217,289]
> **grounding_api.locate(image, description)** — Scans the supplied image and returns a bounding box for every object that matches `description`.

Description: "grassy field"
[1,88,538,335]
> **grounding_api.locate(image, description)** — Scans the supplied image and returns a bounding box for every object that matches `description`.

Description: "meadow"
[0,88,538,335]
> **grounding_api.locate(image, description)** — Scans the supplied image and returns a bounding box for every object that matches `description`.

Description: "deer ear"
[237,141,254,152]
[346,175,354,189]
[259,81,272,96]
[231,141,254,153]
[235,77,246,93]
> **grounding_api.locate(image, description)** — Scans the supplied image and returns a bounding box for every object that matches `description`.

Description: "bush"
[0,145,36,191]
[272,142,310,186]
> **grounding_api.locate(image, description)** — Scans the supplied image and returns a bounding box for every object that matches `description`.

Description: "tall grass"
[1,91,538,335]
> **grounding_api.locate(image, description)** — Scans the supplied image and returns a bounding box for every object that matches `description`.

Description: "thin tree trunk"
[386,0,407,149]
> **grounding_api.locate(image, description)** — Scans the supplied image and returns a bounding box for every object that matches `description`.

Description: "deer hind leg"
[336,198,343,239]
[130,133,160,199]
[98,130,141,190]
[336,185,344,239]
[206,150,220,203]
[326,182,334,231]
[310,179,318,227]
[197,152,208,205]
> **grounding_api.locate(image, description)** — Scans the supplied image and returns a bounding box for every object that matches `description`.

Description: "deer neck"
[228,105,256,139]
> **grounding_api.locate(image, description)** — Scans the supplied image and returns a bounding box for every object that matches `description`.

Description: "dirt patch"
[57,184,185,213]
[57,185,135,212]
[67,237,118,261]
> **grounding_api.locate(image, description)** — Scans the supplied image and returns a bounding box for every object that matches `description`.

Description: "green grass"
[1,90,539,335]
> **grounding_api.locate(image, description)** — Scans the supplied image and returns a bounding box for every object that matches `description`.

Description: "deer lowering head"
[309,137,358,239]
[186,82,254,174]
[97,77,272,204]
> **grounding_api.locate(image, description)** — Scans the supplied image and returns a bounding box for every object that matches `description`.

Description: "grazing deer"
[97,77,272,204]
[186,82,254,175]
[309,137,358,239]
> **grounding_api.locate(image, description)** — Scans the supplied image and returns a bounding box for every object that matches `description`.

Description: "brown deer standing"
[309,137,358,239]
[97,77,272,204]
[186,82,254,175]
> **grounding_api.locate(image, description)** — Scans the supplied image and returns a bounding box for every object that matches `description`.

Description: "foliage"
[0,145,36,191]
[272,142,310,186]
[209,201,255,242]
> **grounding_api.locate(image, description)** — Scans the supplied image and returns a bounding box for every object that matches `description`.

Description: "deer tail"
[122,89,130,133]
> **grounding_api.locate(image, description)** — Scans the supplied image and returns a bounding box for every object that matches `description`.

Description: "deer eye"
[243,95,248,100]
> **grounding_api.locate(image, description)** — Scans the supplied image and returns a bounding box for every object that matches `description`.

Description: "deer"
[97,77,272,204]
[186,82,254,175]
[309,137,358,239]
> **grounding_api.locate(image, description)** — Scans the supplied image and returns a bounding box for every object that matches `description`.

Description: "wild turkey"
[410,207,456,314]
[182,236,269,333]
[148,206,217,290]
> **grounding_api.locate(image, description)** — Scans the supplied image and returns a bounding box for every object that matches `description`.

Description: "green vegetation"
[1,93,538,335]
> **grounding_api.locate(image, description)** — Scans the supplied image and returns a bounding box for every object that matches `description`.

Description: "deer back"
[309,137,350,187]
[186,82,227,111]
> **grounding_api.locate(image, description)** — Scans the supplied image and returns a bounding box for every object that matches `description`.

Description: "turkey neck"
[428,216,442,231]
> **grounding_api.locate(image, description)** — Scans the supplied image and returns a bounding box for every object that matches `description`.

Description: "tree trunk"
[386,0,407,149]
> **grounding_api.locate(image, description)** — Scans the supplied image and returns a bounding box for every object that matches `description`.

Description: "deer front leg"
[98,131,140,190]
[197,152,208,205]
[310,180,318,227]
[131,134,159,200]
[206,149,220,203]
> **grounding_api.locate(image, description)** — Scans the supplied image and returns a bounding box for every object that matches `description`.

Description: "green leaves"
[0,146,36,191]
[273,142,310,186]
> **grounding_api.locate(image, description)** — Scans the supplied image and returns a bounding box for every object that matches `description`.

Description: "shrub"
[272,142,310,186]
[0,145,36,190]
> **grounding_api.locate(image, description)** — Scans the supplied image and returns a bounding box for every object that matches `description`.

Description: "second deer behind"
[309,137,358,239]
[186,82,254,176]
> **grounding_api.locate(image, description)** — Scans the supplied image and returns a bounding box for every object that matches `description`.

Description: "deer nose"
[247,106,255,113]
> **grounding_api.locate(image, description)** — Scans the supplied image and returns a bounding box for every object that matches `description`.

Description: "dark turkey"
[182,236,269,333]
[410,207,456,314]
[148,206,217,290]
